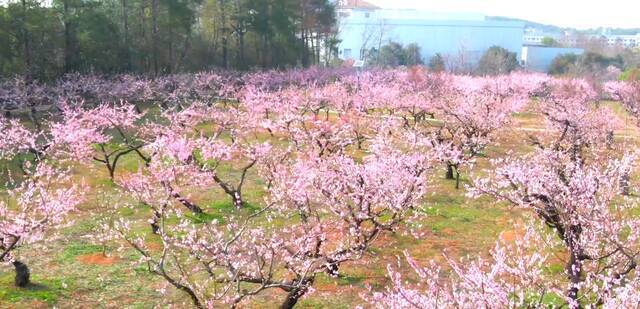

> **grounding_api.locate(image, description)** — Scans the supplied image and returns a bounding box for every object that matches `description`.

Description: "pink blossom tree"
[471,149,640,307]
[368,223,549,308]
[144,103,270,209]
[403,74,529,189]
[103,127,435,308]
[371,149,640,308]
[51,102,148,180]
[534,78,621,157]
[605,80,640,123]
[0,116,85,287]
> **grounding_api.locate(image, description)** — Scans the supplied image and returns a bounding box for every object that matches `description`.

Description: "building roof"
[338,0,380,10]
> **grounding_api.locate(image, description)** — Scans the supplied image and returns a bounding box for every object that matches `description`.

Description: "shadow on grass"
[0,274,66,304]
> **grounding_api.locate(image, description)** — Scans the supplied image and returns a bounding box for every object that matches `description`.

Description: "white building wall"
[337,8,524,68]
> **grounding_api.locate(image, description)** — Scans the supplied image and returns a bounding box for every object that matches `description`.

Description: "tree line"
[0,0,338,80]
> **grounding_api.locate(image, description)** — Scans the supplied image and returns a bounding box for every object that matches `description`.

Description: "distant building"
[521,46,584,72]
[523,29,563,46]
[336,0,524,69]
[524,27,640,49]
[601,34,640,47]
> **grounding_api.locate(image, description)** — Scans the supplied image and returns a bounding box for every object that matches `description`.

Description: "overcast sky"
[367,0,640,29]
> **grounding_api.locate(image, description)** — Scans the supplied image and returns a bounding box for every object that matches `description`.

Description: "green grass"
[59,244,105,263]
[0,275,67,305]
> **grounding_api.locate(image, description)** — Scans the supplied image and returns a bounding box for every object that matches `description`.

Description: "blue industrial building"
[521,46,585,72]
[337,0,524,69]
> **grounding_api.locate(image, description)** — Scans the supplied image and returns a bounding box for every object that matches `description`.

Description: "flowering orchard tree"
[143,103,271,209]
[0,117,85,287]
[368,223,550,308]
[0,117,38,159]
[534,79,621,157]
[381,68,447,128]
[51,102,216,214]
[242,85,364,157]
[605,80,640,122]
[402,74,529,189]
[371,149,640,308]
[0,164,84,287]
[51,103,148,179]
[104,126,435,308]
[471,149,640,307]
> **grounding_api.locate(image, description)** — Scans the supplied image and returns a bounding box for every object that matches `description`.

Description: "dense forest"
[0,0,338,80]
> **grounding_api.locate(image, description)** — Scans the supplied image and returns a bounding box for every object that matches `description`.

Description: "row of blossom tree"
[1,68,639,308]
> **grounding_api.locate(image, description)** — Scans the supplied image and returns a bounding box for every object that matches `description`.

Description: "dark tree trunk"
[325,259,339,277]
[232,191,243,209]
[63,0,74,73]
[21,0,31,80]
[262,34,268,68]
[29,107,41,132]
[151,0,159,76]
[564,227,584,309]
[219,0,228,69]
[150,209,161,234]
[446,163,455,179]
[566,249,583,308]
[13,261,30,287]
[222,36,229,69]
[122,0,132,71]
[280,280,313,309]
[237,32,245,67]
[621,173,631,196]
[106,162,116,180]
[170,192,204,214]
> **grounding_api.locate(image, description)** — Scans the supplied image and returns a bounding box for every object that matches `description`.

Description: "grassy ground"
[0,102,638,308]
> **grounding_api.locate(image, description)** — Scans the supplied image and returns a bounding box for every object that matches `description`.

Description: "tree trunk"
[63,0,74,73]
[150,209,161,234]
[237,32,245,68]
[219,0,228,69]
[564,228,584,309]
[28,107,41,132]
[222,36,229,69]
[151,0,159,76]
[167,2,173,74]
[455,170,461,190]
[232,191,243,209]
[300,13,308,66]
[566,249,583,308]
[621,173,631,196]
[261,34,268,68]
[445,163,455,179]
[170,191,204,214]
[13,261,30,287]
[122,0,132,71]
[20,0,31,80]
[107,163,116,180]
[280,280,313,309]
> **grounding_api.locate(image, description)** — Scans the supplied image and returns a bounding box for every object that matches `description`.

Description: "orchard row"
[1,68,640,308]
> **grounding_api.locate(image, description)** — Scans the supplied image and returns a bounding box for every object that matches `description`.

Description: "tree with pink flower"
[104,125,435,308]
[0,116,85,287]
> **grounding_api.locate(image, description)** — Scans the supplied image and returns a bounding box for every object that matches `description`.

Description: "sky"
[367,0,640,29]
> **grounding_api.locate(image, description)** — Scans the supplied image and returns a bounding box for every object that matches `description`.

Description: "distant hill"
[487,16,565,33]
[487,16,640,35]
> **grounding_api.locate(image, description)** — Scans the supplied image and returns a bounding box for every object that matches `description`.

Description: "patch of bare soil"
[76,253,119,266]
